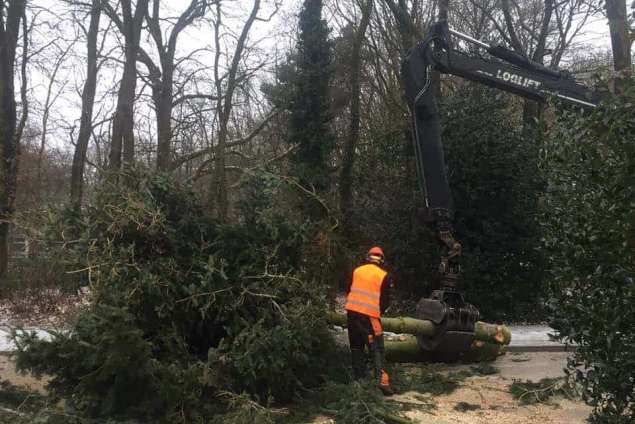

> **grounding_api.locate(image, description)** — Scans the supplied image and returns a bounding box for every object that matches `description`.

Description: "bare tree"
[141,0,208,170]
[210,0,262,221]
[339,0,373,229]
[606,0,633,94]
[70,0,101,211]
[0,0,27,278]
[103,0,149,171]
[381,0,423,51]
[38,42,73,199]
[469,0,601,123]
[504,0,553,122]
[450,0,498,41]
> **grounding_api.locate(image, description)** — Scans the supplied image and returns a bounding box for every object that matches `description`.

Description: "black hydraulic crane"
[402,20,598,356]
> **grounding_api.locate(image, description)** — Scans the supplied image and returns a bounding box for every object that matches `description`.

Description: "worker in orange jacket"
[345,246,395,396]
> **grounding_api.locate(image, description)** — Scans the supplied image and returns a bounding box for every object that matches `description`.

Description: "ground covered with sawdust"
[394,352,590,424]
[307,352,590,424]
[0,351,591,423]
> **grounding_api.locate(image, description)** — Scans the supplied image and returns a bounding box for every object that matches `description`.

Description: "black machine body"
[401,20,596,356]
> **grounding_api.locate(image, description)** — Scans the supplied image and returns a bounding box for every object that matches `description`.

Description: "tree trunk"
[501,0,554,129]
[108,0,149,171]
[0,0,26,279]
[522,100,543,131]
[0,224,8,278]
[431,0,450,98]
[606,0,633,94]
[382,0,421,52]
[149,56,174,170]
[120,48,138,167]
[211,1,226,220]
[339,0,372,230]
[147,0,207,170]
[155,82,173,170]
[211,0,261,222]
[212,111,229,220]
[38,45,70,201]
[523,0,553,129]
[147,2,174,171]
[70,0,101,211]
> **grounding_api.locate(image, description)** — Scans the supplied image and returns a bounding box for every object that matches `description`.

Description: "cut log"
[384,335,505,363]
[327,312,511,346]
[474,322,512,345]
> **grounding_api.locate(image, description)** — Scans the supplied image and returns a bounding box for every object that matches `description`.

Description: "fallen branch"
[0,406,26,417]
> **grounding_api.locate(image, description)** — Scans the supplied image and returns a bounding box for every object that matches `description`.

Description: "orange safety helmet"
[367,246,385,265]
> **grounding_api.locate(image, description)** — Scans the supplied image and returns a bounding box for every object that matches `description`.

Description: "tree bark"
[154,80,174,170]
[339,0,372,230]
[0,0,26,279]
[70,0,101,212]
[107,0,149,171]
[606,0,633,95]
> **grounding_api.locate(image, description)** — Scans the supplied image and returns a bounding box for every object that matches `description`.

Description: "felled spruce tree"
[13,169,344,422]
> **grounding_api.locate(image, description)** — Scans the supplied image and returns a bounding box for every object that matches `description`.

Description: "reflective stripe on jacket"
[345,264,387,318]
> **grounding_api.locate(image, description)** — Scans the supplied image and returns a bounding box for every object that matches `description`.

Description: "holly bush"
[542,81,635,422]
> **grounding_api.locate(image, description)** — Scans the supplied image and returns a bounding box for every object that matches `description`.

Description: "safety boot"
[377,369,395,396]
[370,335,396,395]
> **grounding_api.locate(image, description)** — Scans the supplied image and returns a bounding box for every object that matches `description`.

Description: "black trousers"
[347,311,390,386]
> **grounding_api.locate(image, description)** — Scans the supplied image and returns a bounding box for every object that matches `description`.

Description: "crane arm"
[402,20,597,293]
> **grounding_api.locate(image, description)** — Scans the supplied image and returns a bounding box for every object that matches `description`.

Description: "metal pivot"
[438,228,461,290]
[431,209,462,291]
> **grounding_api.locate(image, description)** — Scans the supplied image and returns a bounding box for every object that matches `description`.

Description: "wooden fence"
[9,225,30,260]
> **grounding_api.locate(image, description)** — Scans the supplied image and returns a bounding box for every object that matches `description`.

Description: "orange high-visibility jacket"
[345,264,388,318]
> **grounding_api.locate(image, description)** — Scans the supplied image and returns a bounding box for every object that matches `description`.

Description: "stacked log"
[327,312,511,362]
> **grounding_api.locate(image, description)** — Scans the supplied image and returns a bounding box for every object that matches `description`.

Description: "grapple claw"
[415,290,480,359]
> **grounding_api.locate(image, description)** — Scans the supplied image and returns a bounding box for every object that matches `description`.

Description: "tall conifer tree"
[288,0,334,196]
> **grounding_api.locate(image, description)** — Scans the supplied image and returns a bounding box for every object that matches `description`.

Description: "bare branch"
[174,109,279,169]
[501,0,526,53]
